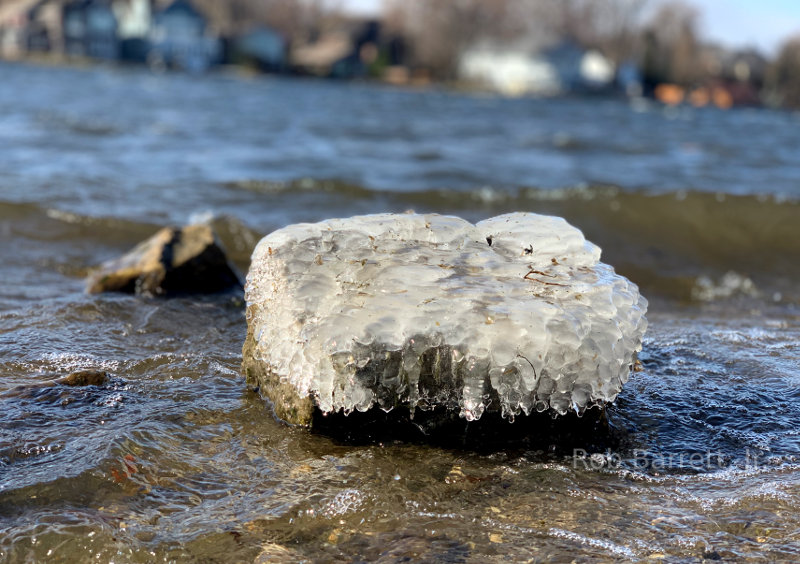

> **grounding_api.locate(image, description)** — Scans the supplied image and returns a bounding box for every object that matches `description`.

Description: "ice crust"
[244,213,648,422]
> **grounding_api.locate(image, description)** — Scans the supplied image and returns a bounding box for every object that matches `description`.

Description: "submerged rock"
[243,213,647,426]
[57,369,108,387]
[87,224,242,295]
[1,370,108,399]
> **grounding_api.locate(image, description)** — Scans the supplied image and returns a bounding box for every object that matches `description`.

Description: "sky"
[700,0,800,53]
[341,0,800,55]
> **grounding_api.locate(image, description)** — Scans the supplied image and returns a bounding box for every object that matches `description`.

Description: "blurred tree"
[384,0,527,79]
[384,0,649,79]
[767,35,800,108]
[192,0,341,38]
[547,0,649,62]
[640,0,701,86]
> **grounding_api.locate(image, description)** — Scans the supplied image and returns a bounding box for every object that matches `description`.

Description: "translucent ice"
[242,213,648,425]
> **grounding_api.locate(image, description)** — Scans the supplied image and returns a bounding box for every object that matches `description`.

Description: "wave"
[222,178,375,199]
[0,200,261,273]
[223,179,800,303]
[5,183,799,304]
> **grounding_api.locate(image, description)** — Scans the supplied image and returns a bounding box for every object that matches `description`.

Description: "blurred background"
[1,0,799,107]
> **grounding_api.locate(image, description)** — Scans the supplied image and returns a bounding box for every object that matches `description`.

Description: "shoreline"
[1,53,783,112]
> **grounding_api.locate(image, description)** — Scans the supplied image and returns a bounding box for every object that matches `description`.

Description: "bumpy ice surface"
[245,213,648,420]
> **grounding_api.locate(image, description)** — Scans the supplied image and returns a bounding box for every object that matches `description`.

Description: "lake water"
[1,61,799,562]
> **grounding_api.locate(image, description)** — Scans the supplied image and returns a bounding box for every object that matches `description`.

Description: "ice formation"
[242,213,648,425]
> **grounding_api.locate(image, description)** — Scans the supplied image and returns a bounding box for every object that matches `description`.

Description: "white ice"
[245,212,648,420]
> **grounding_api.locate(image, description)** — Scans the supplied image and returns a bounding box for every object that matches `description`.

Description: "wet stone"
[87,224,242,296]
[57,369,108,387]
[1,370,110,404]
[253,543,304,563]
[243,213,648,427]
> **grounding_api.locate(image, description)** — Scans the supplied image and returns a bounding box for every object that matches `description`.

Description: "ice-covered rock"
[242,213,647,426]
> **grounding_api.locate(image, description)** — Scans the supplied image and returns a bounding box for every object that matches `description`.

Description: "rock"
[242,213,647,426]
[57,369,107,387]
[1,370,108,399]
[253,543,305,563]
[87,224,242,295]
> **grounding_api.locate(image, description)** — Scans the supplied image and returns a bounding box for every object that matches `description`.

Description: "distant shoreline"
[1,53,786,113]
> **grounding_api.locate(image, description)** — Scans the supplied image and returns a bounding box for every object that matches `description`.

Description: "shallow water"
[1,61,799,562]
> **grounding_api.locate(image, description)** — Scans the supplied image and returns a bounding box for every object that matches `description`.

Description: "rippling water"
[1,61,799,562]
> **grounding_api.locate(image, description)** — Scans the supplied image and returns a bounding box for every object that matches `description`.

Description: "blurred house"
[0,0,226,71]
[1,0,122,61]
[230,26,286,73]
[459,46,560,96]
[291,18,380,78]
[63,0,118,60]
[0,0,39,58]
[616,61,643,97]
[667,45,768,108]
[459,41,615,97]
[148,0,220,72]
[112,0,151,62]
[26,0,63,53]
[721,49,766,106]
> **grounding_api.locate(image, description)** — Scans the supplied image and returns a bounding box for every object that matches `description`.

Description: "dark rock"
[306,402,613,451]
[87,224,242,295]
[1,370,109,399]
[57,369,107,387]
